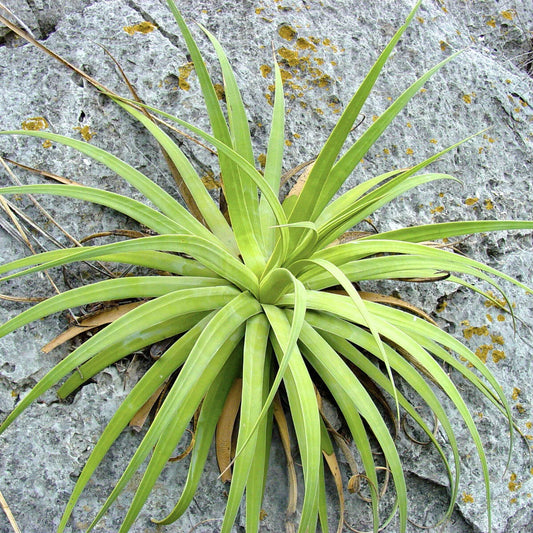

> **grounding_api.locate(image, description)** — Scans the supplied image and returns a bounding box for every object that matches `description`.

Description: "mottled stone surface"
[0,0,532,532]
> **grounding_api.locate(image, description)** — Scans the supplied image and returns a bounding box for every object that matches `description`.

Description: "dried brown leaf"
[41,301,144,353]
[215,378,242,483]
[273,394,298,531]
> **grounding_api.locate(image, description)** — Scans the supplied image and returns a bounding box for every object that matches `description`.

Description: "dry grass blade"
[0,11,115,95]
[0,192,66,299]
[0,489,21,533]
[1,157,116,278]
[0,195,32,249]
[41,301,144,353]
[79,230,149,244]
[401,411,439,446]
[99,44,206,225]
[1,157,81,185]
[273,394,298,532]
[215,378,242,483]
[0,293,46,302]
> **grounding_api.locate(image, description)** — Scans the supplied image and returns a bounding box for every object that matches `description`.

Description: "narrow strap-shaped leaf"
[0,131,210,237]
[90,292,260,532]
[153,344,243,525]
[363,220,533,245]
[305,257,401,423]
[260,60,285,255]
[57,312,216,532]
[232,273,305,461]
[296,255,445,289]
[317,131,482,228]
[245,348,274,533]
[166,0,231,144]
[94,251,217,276]
[57,312,206,397]
[307,312,460,523]
[0,235,259,296]
[166,2,265,273]
[298,320,403,532]
[0,276,225,339]
[317,454,330,533]
[199,25,255,167]
[311,52,461,221]
[0,184,185,236]
[292,291,493,530]
[268,309,321,533]
[100,96,291,268]
[199,23,265,271]
[308,239,533,293]
[316,169,404,226]
[368,301,512,444]
[114,101,238,255]
[316,173,457,248]
[288,0,423,225]
[220,314,270,533]
[0,286,239,435]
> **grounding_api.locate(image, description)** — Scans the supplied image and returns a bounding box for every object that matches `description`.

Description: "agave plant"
[0,0,532,532]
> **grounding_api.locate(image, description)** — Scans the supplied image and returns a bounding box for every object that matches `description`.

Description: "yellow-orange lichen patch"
[501,10,515,20]
[462,492,474,503]
[508,473,522,492]
[475,344,492,363]
[436,301,448,312]
[178,63,195,91]
[491,349,506,363]
[463,325,489,339]
[296,37,316,51]
[484,199,494,210]
[213,83,225,100]
[260,65,271,79]
[490,334,504,345]
[277,47,300,67]
[280,69,293,82]
[512,387,521,400]
[123,22,156,35]
[42,139,52,148]
[465,197,479,206]
[278,24,297,41]
[73,125,96,141]
[21,116,49,131]
[484,291,507,309]
[486,18,496,28]
[257,153,267,167]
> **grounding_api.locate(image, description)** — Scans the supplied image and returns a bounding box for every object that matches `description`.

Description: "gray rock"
[0,0,532,532]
